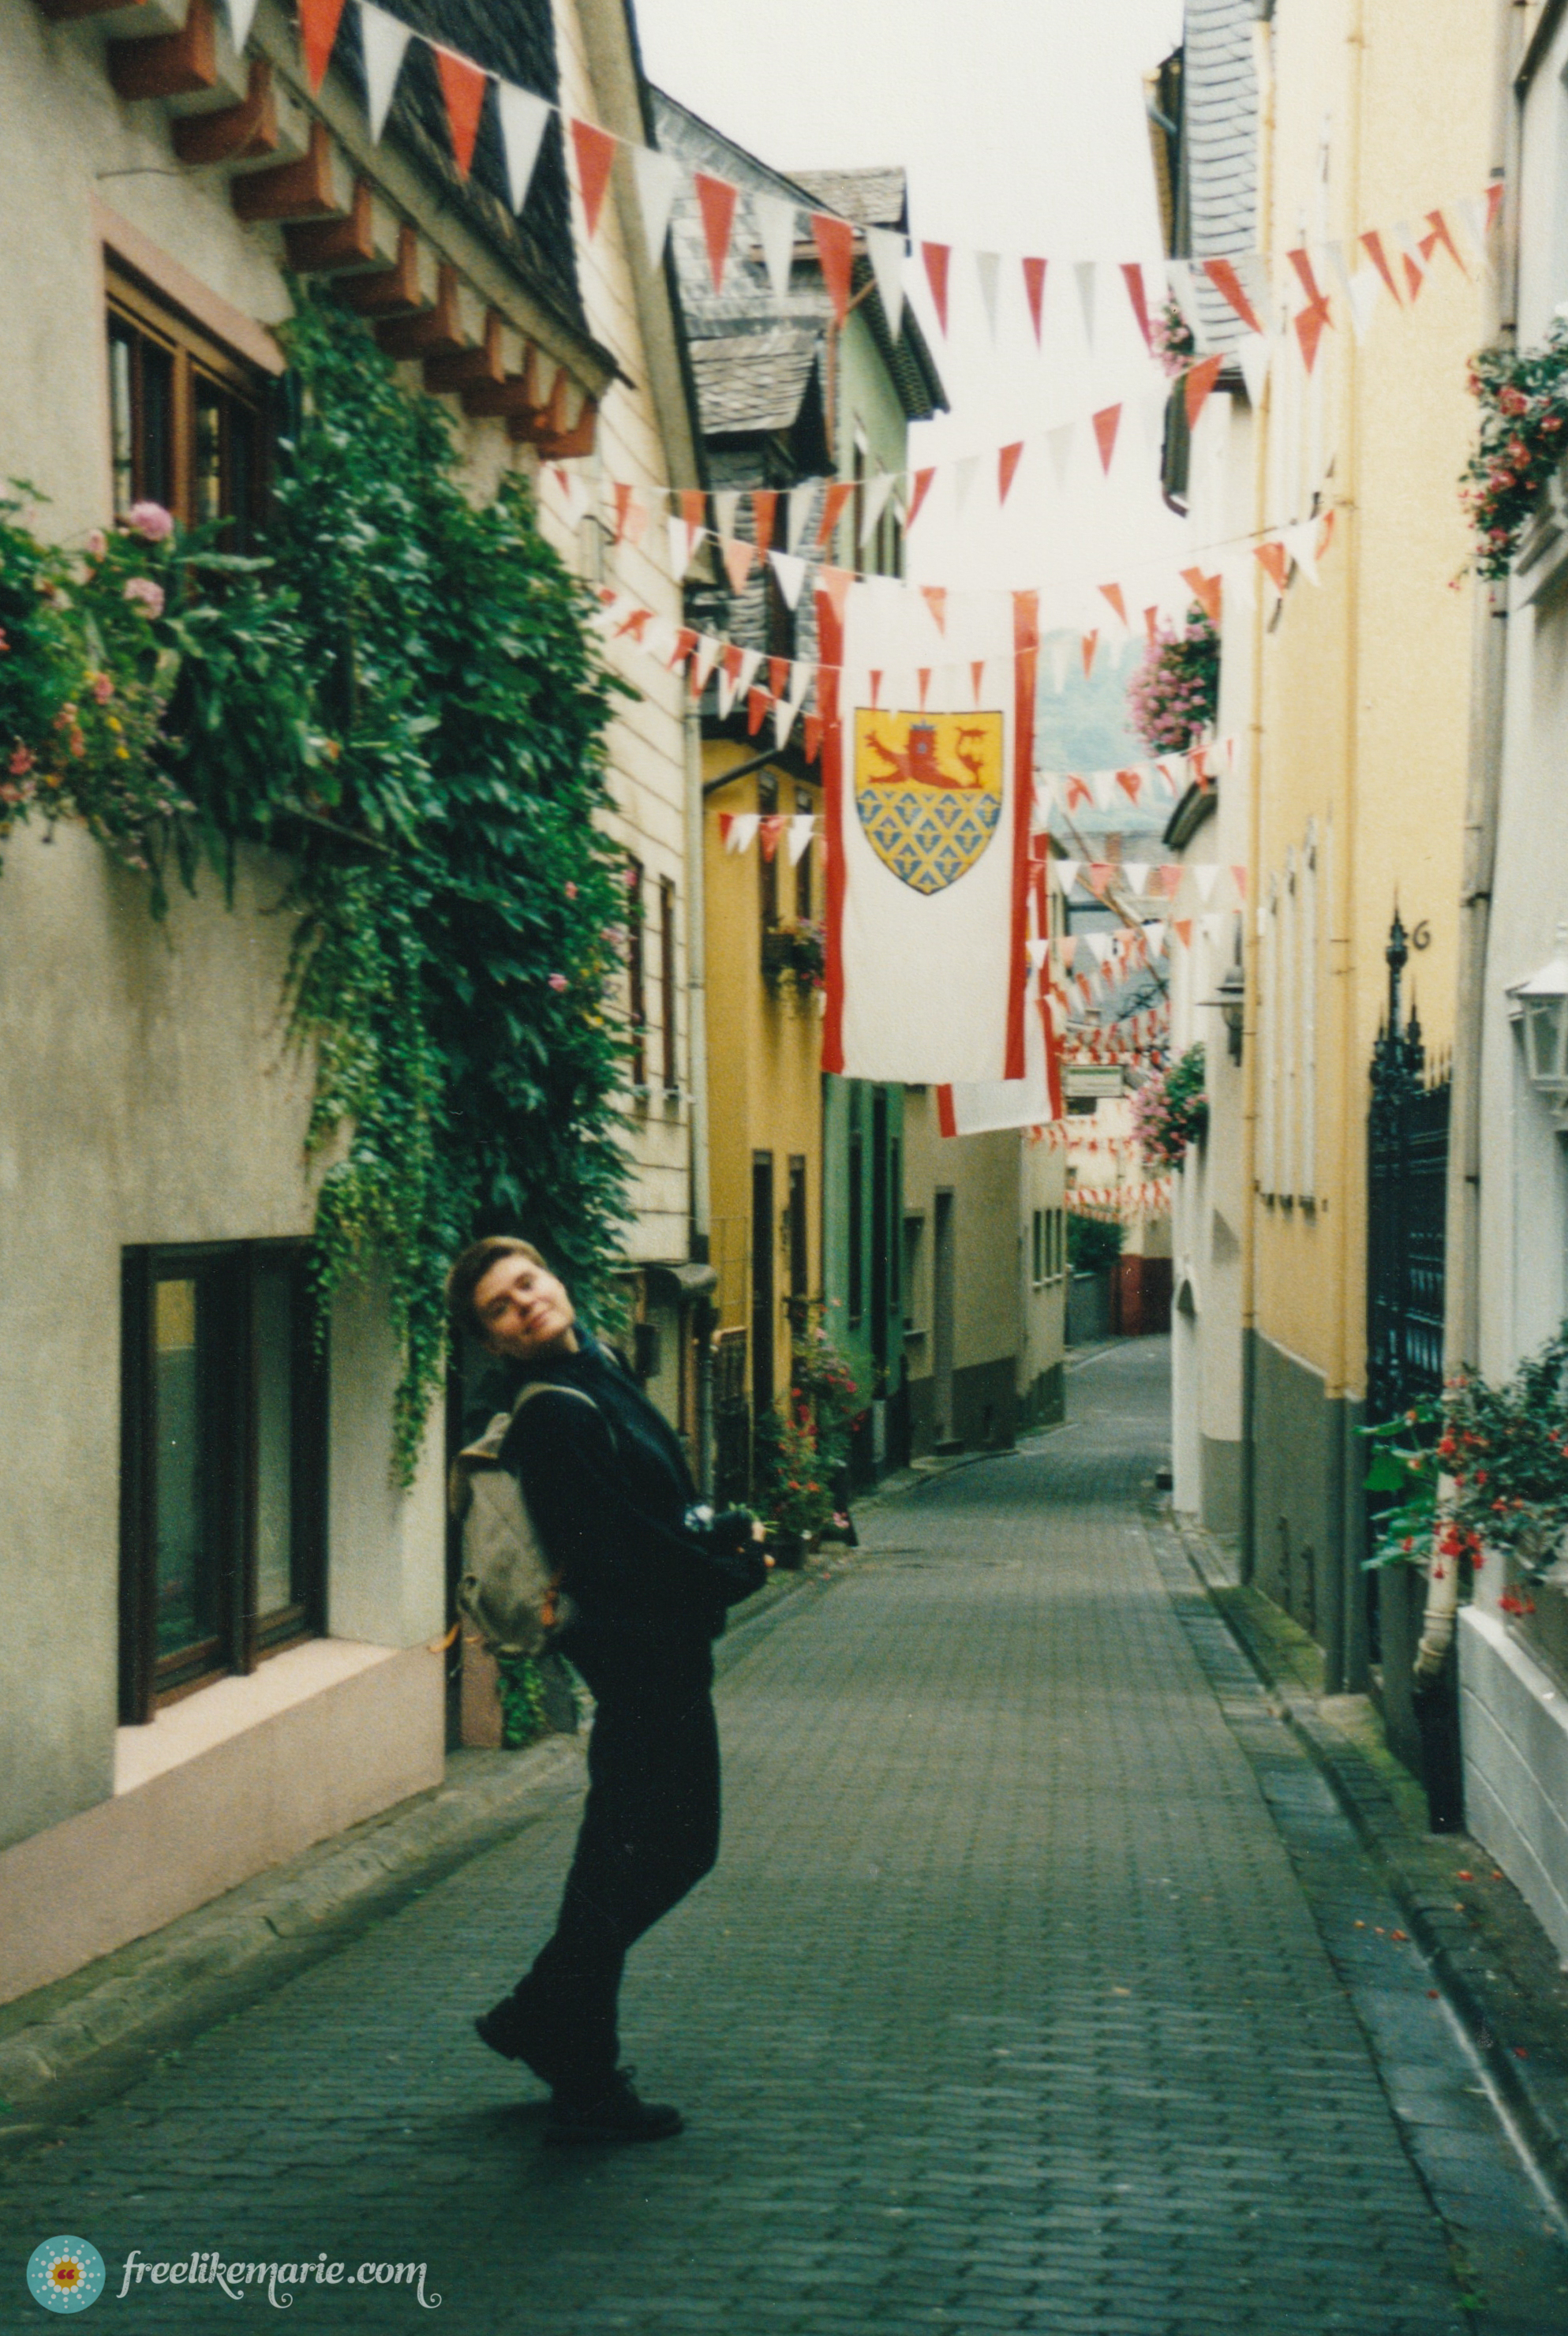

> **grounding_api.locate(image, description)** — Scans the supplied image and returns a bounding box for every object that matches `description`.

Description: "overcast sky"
[634,0,1188,603]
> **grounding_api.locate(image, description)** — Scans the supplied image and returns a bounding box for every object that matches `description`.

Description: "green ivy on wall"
[1,293,634,1477]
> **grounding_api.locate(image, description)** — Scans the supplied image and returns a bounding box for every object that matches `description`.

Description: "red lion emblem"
[861,719,991,790]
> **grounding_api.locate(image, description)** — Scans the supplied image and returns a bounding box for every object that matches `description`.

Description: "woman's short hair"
[446,1236,548,1342]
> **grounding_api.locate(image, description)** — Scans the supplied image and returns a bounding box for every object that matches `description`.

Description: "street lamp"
[1199,962,1245,1064]
[1507,924,1568,1124]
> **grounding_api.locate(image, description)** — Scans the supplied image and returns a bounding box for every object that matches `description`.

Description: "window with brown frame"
[758,770,780,933]
[119,1242,327,1721]
[627,859,647,1090]
[659,876,678,1095]
[107,268,269,548]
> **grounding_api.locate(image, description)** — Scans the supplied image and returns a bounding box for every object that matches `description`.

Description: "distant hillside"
[1036,630,1167,849]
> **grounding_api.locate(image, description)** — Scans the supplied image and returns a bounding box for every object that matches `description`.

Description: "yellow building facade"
[702,740,825,1488]
[1241,0,1501,1693]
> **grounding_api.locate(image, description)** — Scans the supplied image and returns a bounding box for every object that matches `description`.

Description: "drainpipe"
[1239,3,1278,1588]
[684,702,715,1494]
[1422,0,1522,1679]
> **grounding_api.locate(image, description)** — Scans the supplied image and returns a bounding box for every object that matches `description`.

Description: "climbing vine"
[1,294,634,1476]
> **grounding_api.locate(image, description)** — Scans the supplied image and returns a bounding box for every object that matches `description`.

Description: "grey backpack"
[449,1381,595,1655]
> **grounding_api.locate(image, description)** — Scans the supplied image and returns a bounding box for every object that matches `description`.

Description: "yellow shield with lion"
[853,710,1005,896]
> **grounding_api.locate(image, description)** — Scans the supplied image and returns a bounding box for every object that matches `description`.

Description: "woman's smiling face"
[471,1252,578,1361]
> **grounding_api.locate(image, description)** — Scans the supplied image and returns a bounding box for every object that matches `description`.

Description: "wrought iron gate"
[1366,909,1450,1428]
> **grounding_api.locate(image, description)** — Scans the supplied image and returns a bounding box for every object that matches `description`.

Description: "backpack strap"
[506,1381,609,1634]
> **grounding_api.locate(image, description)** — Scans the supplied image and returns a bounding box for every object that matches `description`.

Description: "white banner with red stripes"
[821,586,1038,1084]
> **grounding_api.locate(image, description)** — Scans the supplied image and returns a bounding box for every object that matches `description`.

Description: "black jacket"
[481,1338,750,1650]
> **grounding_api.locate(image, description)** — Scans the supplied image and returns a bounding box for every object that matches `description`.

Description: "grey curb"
[0,1567,821,2152]
[1164,1502,1568,2219]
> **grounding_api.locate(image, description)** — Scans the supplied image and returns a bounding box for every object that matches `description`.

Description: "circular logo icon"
[26,2239,105,2315]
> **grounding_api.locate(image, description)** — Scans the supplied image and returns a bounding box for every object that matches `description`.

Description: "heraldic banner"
[937,851,1062,1134]
[820,585,1038,1084]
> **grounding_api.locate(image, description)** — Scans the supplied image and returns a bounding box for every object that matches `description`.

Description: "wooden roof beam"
[423,308,504,395]
[338,223,421,316]
[172,55,277,164]
[231,118,338,223]
[108,0,215,100]
[283,176,375,272]
[376,263,463,359]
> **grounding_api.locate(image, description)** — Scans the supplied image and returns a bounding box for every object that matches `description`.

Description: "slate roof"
[688,327,821,436]
[788,168,908,234]
[333,0,583,334]
[1179,0,1259,350]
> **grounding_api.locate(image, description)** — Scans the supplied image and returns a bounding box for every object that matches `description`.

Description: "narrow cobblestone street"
[6,1342,1567,2334]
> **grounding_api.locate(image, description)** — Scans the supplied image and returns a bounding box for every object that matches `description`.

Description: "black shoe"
[543,2069,683,2147]
[473,1997,566,2089]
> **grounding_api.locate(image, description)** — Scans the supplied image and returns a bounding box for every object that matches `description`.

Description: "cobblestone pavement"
[6,1340,1567,2334]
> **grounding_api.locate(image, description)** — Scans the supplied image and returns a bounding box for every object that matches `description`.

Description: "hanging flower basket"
[1129,1043,1207,1168]
[1127,607,1219,757]
[762,917,826,992]
[1151,295,1196,380]
[1463,321,1568,578]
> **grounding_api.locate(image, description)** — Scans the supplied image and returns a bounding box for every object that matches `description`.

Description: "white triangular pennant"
[1046,422,1075,491]
[774,660,812,746]
[975,249,1000,343]
[668,514,704,578]
[1055,859,1081,893]
[786,812,815,867]
[226,0,260,51]
[359,2,412,144]
[865,225,906,340]
[858,471,896,548]
[1193,864,1220,903]
[1075,259,1097,349]
[691,634,722,693]
[726,813,761,855]
[1122,863,1151,897]
[1237,330,1271,407]
[496,82,550,215]
[754,192,798,301]
[1285,518,1321,586]
[630,142,683,271]
[712,489,739,541]
[768,549,808,609]
[787,481,818,553]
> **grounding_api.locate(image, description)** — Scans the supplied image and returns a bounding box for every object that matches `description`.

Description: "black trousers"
[515,1631,720,2090]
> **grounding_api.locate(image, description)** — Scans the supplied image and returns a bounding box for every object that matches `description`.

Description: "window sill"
[114,1639,398,1797]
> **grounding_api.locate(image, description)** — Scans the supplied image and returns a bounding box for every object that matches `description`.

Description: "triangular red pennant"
[751,489,777,556]
[921,583,947,633]
[922,241,951,335]
[747,688,769,736]
[815,566,852,625]
[1115,767,1143,804]
[1099,582,1127,626]
[998,440,1024,505]
[810,214,855,324]
[1403,249,1425,302]
[720,537,754,593]
[612,481,634,545]
[1022,256,1047,346]
[1288,251,1332,371]
[970,658,986,706]
[1180,566,1222,625]
[434,47,487,178]
[907,467,936,529]
[803,714,823,762]
[1081,630,1098,677]
[668,626,698,671]
[867,669,882,709]
[1143,605,1160,642]
[1202,256,1263,335]
[693,171,738,293]
[570,118,617,240]
[1092,405,1121,473]
[1184,354,1223,429]
[758,815,784,862]
[917,668,931,709]
[1121,261,1154,350]
[299,0,346,90]
[1425,209,1465,273]
[1486,182,1505,233]
[1360,230,1401,305]
[1256,540,1289,593]
[816,480,855,549]
[768,657,790,700]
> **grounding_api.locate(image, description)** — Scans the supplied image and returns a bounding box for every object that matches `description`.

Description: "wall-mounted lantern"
[1200,960,1245,1064]
[1507,924,1568,1123]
